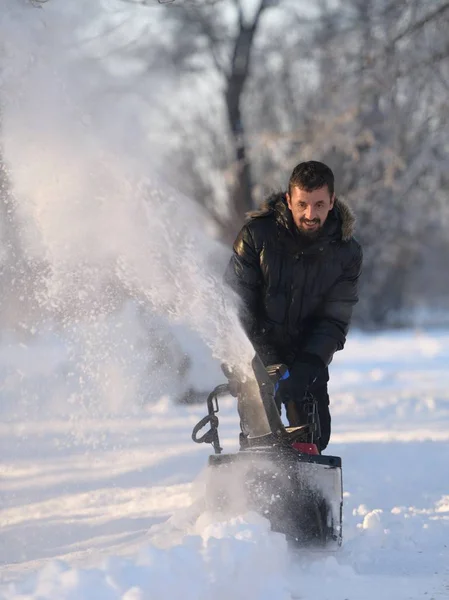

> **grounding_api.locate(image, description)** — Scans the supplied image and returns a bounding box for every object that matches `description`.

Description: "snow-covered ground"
[1,329,448,600]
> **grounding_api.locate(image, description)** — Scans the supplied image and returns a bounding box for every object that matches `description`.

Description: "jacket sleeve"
[302,243,363,367]
[224,224,280,365]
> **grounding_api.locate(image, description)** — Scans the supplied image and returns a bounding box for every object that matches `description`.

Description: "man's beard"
[297,218,322,239]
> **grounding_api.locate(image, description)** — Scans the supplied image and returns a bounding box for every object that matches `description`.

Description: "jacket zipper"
[298,253,309,329]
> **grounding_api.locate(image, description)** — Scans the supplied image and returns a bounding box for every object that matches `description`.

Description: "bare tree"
[120,0,287,239]
[244,0,449,323]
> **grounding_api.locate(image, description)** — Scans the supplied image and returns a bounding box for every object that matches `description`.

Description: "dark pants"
[277,368,331,451]
[284,384,331,451]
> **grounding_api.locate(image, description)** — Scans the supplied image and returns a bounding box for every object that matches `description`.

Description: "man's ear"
[329,193,335,209]
[286,192,292,211]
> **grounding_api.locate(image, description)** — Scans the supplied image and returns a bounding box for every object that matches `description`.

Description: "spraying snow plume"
[0,1,252,414]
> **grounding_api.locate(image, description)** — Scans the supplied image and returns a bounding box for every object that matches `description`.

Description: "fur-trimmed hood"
[246,192,356,242]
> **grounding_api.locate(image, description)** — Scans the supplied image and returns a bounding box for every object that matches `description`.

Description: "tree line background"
[1,0,449,329]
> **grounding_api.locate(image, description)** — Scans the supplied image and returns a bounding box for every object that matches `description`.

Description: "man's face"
[286,186,335,236]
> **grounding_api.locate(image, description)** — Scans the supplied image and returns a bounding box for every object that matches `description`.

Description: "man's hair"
[288,161,334,197]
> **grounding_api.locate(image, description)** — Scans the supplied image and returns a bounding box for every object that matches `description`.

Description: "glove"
[252,341,281,368]
[251,321,282,368]
[277,353,324,405]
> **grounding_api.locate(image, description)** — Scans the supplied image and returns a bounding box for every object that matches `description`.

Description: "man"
[225,161,362,451]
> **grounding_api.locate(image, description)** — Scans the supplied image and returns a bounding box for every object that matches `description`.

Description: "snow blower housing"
[192,356,343,547]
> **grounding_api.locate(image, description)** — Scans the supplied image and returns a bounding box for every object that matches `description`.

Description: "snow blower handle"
[191,384,228,454]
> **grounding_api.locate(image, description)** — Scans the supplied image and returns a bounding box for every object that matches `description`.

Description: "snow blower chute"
[192,356,343,547]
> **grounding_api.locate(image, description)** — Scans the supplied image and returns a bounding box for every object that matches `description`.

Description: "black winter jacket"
[225,193,362,368]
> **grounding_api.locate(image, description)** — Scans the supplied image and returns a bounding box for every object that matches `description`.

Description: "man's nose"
[305,205,317,220]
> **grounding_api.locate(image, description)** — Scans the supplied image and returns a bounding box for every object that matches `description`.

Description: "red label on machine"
[292,442,319,455]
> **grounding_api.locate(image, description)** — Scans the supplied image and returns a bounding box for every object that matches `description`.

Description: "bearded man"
[225,161,362,451]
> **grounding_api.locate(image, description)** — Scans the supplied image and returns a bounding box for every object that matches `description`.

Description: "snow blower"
[192,355,342,547]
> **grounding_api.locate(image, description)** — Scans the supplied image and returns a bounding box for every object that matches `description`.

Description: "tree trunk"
[225,1,270,229]
[225,85,253,226]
